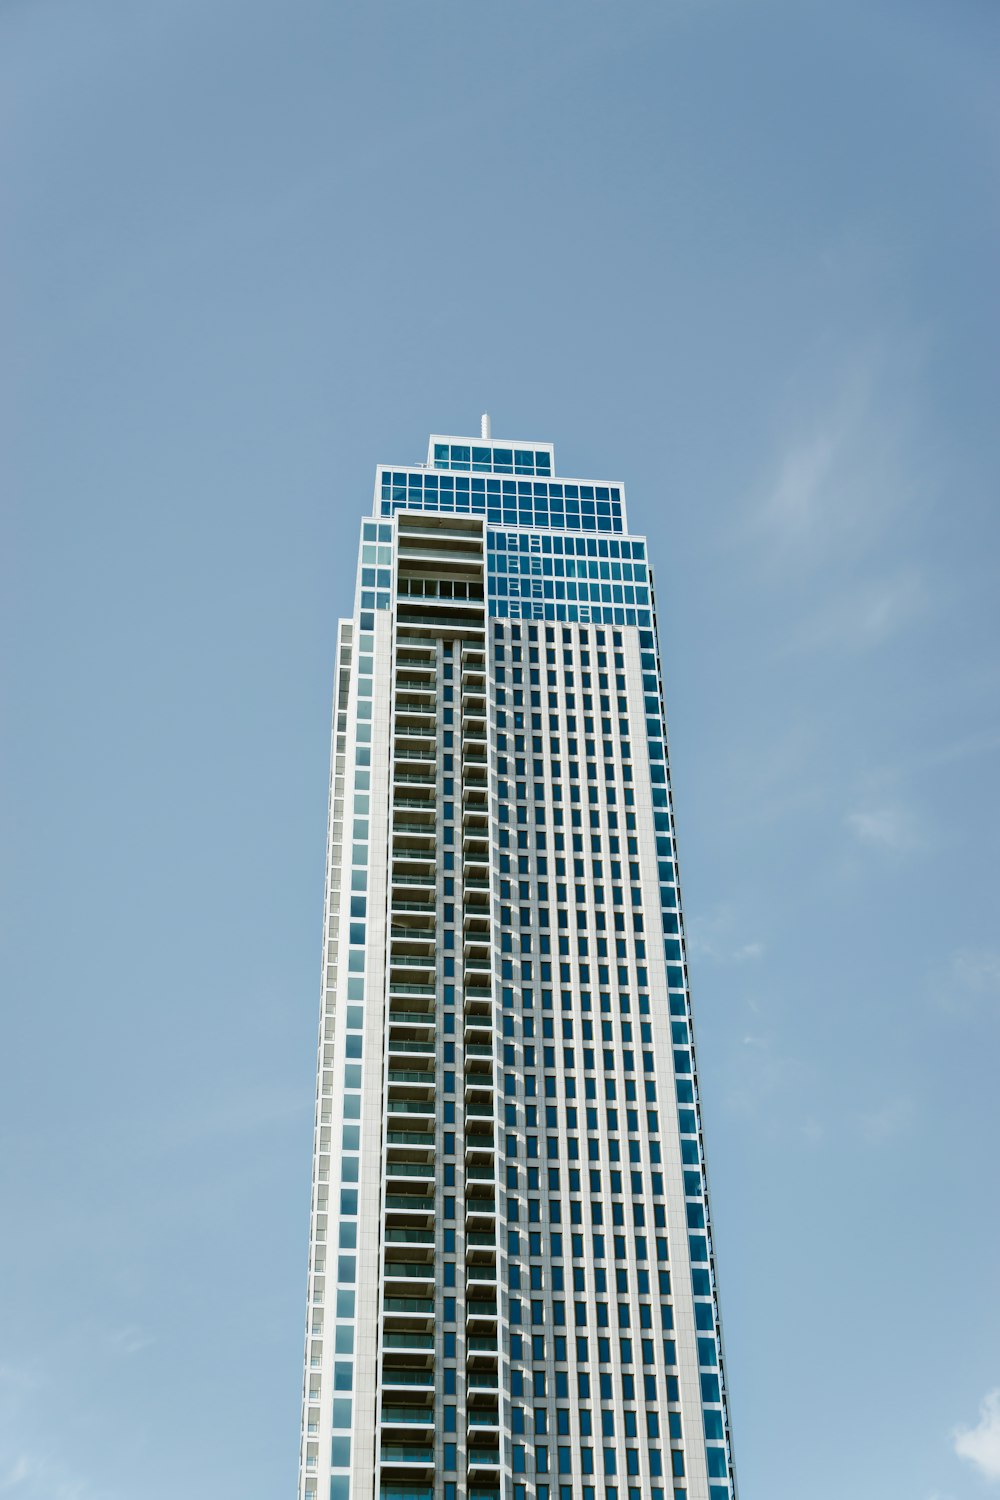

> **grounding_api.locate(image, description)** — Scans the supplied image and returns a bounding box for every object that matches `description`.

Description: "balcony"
[381,1406,434,1429]
[385,1227,434,1245]
[381,1369,434,1390]
[385,1195,435,1216]
[379,1445,434,1468]
[395,718,437,739]
[390,932,436,951]
[382,1331,434,1351]
[385,1162,435,1180]
[465,1203,495,1225]
[388,1014,436,1033]
[384,1268,435,1292]
[393,750,436,766]
[383,1297,435,1315]
[466,1450,501,1471]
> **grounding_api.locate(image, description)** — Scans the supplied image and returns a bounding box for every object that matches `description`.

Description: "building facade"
[299,429,737,1500]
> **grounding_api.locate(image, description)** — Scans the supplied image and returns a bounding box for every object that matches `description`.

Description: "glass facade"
[299,433,737,1500]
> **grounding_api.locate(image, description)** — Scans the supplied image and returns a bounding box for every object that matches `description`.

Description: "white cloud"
[788,566,930,654]
[687,908,766,966]
[103,1325,153,1358]
[0,1458,32,1492]
[847,804,921,853]
[748,347,920,571]
[855,1097,914,1144]
[955,1388,1000,1481]
[953,948,1000,996]
[0,1449,98,1500]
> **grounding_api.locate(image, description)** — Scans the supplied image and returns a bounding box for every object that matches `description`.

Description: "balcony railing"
[381,1408,435,1425]
[382,1332,434,1350]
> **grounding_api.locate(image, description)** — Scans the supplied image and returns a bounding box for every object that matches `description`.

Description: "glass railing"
[381,1408,435,1424]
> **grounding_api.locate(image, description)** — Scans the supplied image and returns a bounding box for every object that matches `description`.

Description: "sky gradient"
[2,3,999,1497]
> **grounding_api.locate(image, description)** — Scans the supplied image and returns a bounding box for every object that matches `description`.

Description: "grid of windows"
[432,441,553,476]
[491,619,684,1496]
[487,528,653,626]
[378,469,625,533]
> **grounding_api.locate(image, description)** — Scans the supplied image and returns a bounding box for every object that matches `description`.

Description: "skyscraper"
[299,427,737,1500]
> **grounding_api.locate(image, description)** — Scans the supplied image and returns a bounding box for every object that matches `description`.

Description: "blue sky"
[2,2,999,1497]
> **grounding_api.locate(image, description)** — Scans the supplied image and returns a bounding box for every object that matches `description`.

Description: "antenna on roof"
[481,413,491,440]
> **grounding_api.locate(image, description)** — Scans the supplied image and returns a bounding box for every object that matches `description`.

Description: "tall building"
[299,427,737,1500]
